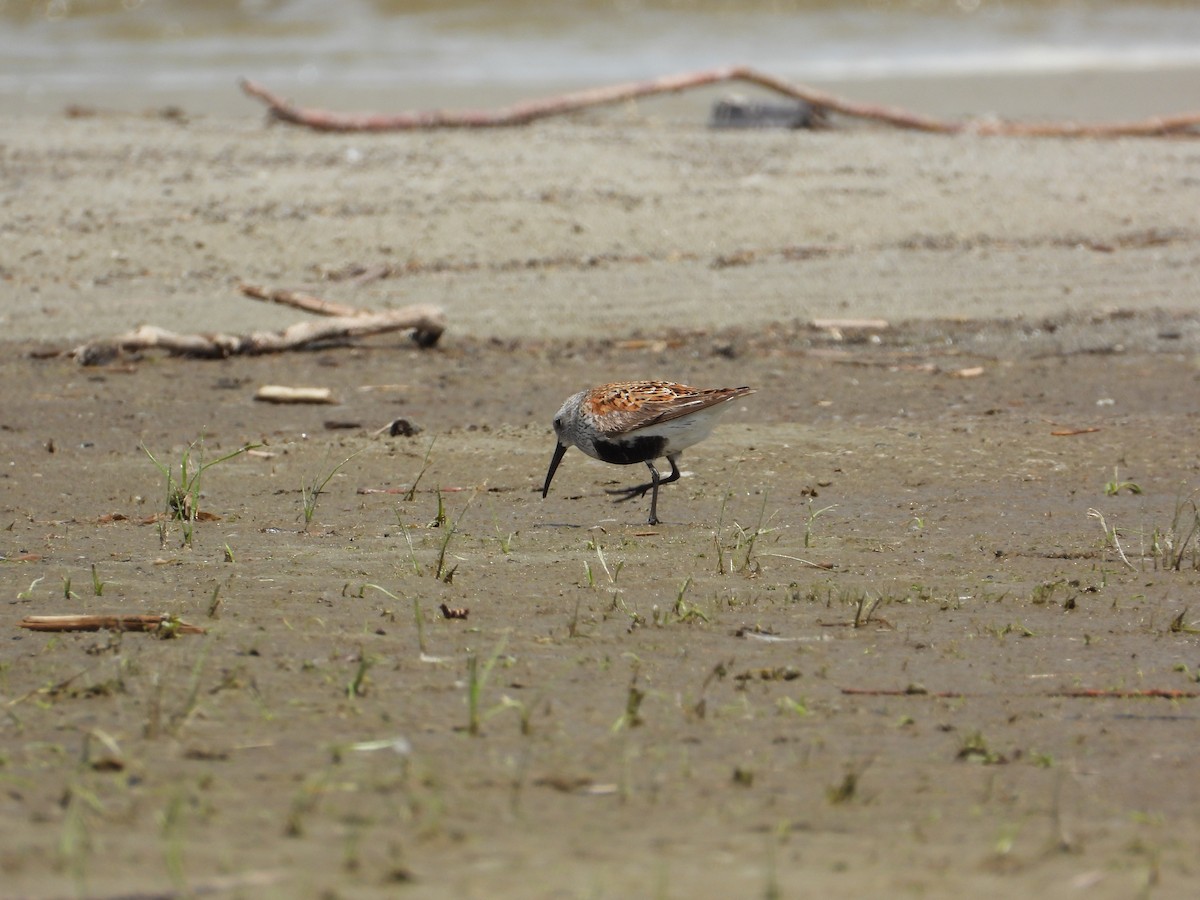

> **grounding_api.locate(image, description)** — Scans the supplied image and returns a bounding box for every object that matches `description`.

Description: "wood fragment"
[69,302,446,364]
[240,66,1200,138]
[615,339,672,352]
[840,696,969,700]
[239,282,370,318]
[811,318,890,331]
[840,687,1200,699]
[238,68,962,133]
[1051,427,1101,436]
[20,614,207,635]
[255,385,336,404]
[1048,688,1200,699]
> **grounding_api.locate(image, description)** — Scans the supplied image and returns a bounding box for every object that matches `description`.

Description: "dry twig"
[240,65,1200,137]
[20,614,207,635]
[68,293,445,365]
[239,282,372,318]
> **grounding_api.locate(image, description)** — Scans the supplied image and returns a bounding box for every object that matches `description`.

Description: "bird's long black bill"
[542,443,568,498]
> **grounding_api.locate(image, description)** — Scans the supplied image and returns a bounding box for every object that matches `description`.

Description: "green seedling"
[1152,488,1200,571]
[59,779,103,890]
[1172,663,1200,683]
[431,490,447,527]
[763,835,782,900]
[1168,607,1200,635]
[363,584,427,656]
[690,659,730,720]
[598,544,622,583]
[491,509,517,555]
[90,565,104,597]
[611,663,645,732]
[81,728,123,770]
[957,730,1006,764]
[143,439,259,548]
[62,576,78,601]
[672,577,708,624]
[566,597,584,638]
[160,789,189,893]
[466,632,511,736]
[826,769,859,805]
[432,489,477,583]
[144,644,210,739]
[852,592,881,628]
[347,649,375,699]
[714,489,734,575]
[991,622,1035,638]
[731,492,778,575]
[16,576,44,600]
[778,696,810,717]
[302,447,366,531]
[404,436,437,502]
[803,498,836,548]
[222,543,234,563]
[1087,508,1135,570]
[495,694,533,736]
[395,517,423,576]
[284,770,331,838]
[1031,580,1064,605]
[1103,466,1142,496]
[171,645,209,734]
[993,824,1019,858]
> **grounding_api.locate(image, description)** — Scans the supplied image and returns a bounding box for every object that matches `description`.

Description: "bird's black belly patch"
[593,436,666,466]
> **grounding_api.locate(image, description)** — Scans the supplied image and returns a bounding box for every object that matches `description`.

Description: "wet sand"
[2,75,1200,898]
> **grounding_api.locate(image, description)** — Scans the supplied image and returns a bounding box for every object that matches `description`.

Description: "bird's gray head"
[542,390,587,499]
[550,391,585,440]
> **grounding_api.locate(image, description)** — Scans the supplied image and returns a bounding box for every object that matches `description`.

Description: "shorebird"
[542,381,755,525]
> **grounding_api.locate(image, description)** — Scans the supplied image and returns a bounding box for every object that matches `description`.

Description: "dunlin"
[542,381,755,525]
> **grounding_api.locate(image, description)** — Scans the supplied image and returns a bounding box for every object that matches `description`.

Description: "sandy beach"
[5,69,1200,346]
[3,71,1200,898]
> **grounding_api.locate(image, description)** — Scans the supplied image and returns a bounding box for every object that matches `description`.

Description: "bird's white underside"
[622,402,735,452]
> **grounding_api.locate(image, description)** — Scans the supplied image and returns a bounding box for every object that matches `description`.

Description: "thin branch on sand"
[67,287,445,365]
[840,687,1200,699]
[20,614,207,635]
[239,282,374,318]
[240,65,1200,137]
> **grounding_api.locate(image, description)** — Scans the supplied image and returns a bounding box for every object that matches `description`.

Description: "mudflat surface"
[2,108,1200,899]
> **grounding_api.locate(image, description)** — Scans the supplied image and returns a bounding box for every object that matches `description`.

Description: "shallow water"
[3,0,1199,104]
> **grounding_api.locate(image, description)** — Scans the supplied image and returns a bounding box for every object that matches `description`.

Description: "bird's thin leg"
[647,456,681,525]
[606,455,681,502]
[660,455,681,487]
[644,461,662,525]
[606,456,681,525]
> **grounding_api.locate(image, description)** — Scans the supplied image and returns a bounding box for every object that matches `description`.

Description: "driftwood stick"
[70,303,446,364]
[240,66,1200,137]
[240,66,955,133]
[239,282,372,318]
[840,686,1200,699]
[20,614,207,635]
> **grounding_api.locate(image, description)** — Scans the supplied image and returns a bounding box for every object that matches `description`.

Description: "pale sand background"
[2,68,1199,351]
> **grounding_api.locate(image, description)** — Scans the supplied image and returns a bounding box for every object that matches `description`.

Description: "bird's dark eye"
[553,417,562,430]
